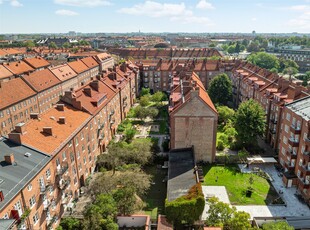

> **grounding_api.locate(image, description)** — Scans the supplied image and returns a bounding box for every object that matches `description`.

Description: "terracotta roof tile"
[0,78,36,109]
[22,69,61,92]
[0,65,13,80]
[3,61,34,75]
[1,48,20,55]
[23,56,50,69]
[81,56,99,68]
[67,59,89,74]
[49,64,77,82]
[19,105,91,154]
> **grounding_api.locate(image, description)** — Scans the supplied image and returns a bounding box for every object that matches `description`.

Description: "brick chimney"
[56,104,65,111]
[90,80,99,91]
[59,117,66,124]
[83,87,92,97]
[108,72,117,81]
[8,133,22,145]
[0,190,4,202]
[43,127,53,136]
[4,154,15,165]
[15,123,26,134]
[120,62,127,73]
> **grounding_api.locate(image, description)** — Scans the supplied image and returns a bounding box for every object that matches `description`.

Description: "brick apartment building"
[0,62,139,229]
[278,96,310,203]
[169,71,218,163]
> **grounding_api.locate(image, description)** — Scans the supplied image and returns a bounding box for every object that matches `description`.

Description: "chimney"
[56,104,65,111]
[90,80,99,91]
[83,87,92,97]
[108,72,117,81]
[43,127,53,136]
[8,133,22,145]
[120,62,127,73]
[4,154,15,165]
[0,190,4,202]
[15,123,26,134]
[59,117,66,124]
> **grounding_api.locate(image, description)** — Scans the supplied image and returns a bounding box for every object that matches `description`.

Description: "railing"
[56,166,69,176]
[305,136,310,143]
[291,124,301,131]
[58,178,71,190]
[43,199,51,210]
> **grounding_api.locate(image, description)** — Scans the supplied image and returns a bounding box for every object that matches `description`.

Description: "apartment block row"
[135,59,238,92]
[0,62,139,230]
[0,54,114,136]
[230,62,310,205]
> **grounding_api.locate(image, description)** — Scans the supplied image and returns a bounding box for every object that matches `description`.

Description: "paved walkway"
[202,164,310,220]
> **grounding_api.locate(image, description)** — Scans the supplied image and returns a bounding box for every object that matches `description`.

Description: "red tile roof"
[23,56,50,69]
[18,105,91,154]
[81,56,99,68]
[0,78,36,109]
[22,69,61,92]
[0,65,13,80]
[3,61,34,75]
[67,59,89,74]
[49,64,77,82]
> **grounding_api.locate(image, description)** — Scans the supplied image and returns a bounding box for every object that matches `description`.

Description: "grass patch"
[141,165,167,221]
[202,164,279,205]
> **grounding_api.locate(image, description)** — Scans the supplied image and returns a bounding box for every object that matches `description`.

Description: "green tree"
[134,105,148,120]
[48,41,58,49]
[147,107,159,119]
[217,106,235,126]
[140,87,150,96]
[113,187,137,215]
[62,42,71,49]
[227,45,236,54]
[59,217,81,230]
[247,52,279,70]
[151,91,166,102]
[247,41,260,52]
[206,197,251,230]
[208,73,232,106]
[24,40,35,48]
[235,42,241,53]
[124,128,136,143]
[262,221,294,230]
[140,95,150,107]
[283,67,298,81]
[234,99,265,148]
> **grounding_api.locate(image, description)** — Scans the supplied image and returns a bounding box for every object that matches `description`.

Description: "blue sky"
[0,0,309,34]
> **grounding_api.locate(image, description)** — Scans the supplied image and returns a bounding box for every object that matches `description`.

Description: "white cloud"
[118,1,214,26]
[251,17,257,21]
[55,9,79,16]
[54,0,111,7]
[11,0,22,7]
[196,0,214,10]
[287,5,310,30]
[118,1,192,18]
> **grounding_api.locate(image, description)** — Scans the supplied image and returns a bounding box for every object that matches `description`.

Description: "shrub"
[217,139,225,151]
[165,183,205,226]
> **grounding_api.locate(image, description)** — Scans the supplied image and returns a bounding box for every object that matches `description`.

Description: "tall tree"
[208,73,232,105]
[234,99,265,147]
[283,67,298,82]
[48,41,58,49]
[247,52,280,70]
[58,217,81,230]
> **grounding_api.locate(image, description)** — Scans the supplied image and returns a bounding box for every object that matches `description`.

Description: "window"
[27,184,32,191]
[56,158,60,167]
[81,132,84,140]
[286,113,291,121]
[62,151,66,160]
[32,212,39,225]
[70,152,74,163]
[281,147,285,155]
[0,111,3,118]
[283,137,287,144]
[46,169,51,179]
[74,177,78,185]
[29,195,36,208]
[49,186,53,194]
[75,137,79,146]
[68,140,72,147]
[285,125,289,133]
[73,167,77,175]
[83,157,86,164]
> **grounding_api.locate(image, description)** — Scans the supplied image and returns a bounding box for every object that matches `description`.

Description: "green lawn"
[141,165,167,221]
[202,164,279,205]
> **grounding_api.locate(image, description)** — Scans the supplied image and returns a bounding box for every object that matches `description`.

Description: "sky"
[0,0,309,34]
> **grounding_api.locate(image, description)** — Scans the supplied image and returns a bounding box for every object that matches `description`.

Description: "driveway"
[202,164,310,220]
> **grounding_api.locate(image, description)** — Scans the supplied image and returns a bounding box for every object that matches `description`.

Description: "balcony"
[290,124,301,134]
[61,194,72,205]
[58,178,71,190]
[47,216,57,229]
[302,151,310,162]
[99,133,105,140]
[43,199,51,210]
[288,137,300,147]
[269,129,276,135]
[305,136,310,143]
[40,183,52,195]
[269,118,277,124]
[298,177,310,189]
[300,164,310,176]
[285,161,295,171]
[287,150,297,159]
[56,165,68,176]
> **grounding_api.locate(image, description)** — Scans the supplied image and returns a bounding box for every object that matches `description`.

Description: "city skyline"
[0,0,310,34]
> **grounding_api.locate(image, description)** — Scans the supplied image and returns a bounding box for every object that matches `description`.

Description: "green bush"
[217,140,225,151]
[165,183,205,226]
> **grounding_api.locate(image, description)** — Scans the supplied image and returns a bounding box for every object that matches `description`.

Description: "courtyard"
[201,164,310,219]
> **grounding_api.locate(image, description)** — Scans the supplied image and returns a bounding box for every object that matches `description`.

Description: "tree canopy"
[208,73,232,106]
[247,52,279,70]
[262,221,294,230]
[234,99,265,148]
